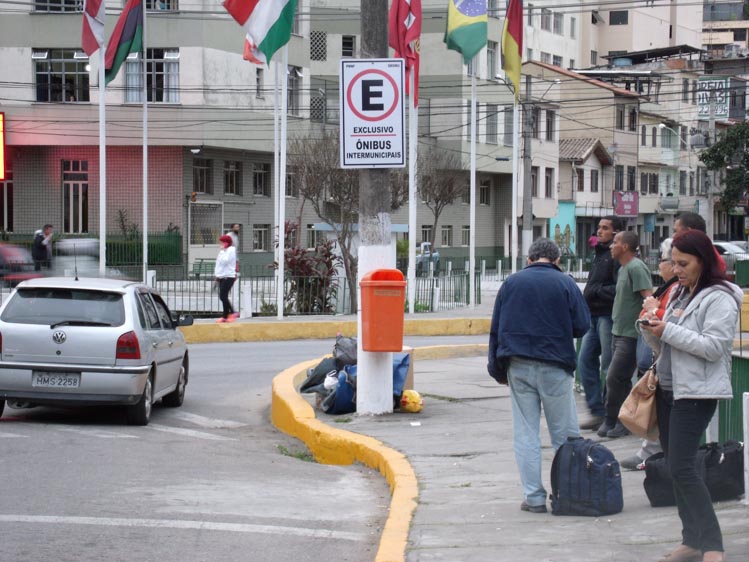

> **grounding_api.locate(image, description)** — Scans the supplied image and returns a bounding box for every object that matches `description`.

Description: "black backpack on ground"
[550,436,624,516]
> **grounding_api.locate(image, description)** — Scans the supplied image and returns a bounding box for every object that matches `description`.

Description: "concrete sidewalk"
[273,352,749,562]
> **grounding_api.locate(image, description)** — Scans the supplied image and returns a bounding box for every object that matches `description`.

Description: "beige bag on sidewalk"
[618,367,659,441]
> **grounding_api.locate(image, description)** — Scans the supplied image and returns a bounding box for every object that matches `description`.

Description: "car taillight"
[116,331,141,360]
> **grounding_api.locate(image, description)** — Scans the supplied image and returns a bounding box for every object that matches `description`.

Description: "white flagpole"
[469,70,477,307]
[141,8,148,284]
[98,48,106,276]
[407,70,417,315]
[511,99,519,274]
[273,62,281,315]
[276,46,289,319]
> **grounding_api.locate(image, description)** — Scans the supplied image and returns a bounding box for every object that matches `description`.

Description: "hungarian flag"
[104,0,143,85]
[444,0,487,65]
[501,0,523,100]
[223,0,298,65]
[388,0,421,106]
[81,0,105,56]
[243,35,264,65]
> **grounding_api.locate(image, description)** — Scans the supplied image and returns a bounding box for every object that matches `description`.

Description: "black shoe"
[580,415,605,431]
[520,501,547,514]
[606,422,631,439]
[596,420,615,437]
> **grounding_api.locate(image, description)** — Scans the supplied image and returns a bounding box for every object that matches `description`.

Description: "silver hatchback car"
[0,277,193,425]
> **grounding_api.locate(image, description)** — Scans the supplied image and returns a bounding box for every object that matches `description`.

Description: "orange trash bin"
[360,269,406,352]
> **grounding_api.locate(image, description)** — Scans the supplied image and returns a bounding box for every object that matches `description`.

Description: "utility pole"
[707,90,716,238]
[357,0,393,415]
[521,74,533,258]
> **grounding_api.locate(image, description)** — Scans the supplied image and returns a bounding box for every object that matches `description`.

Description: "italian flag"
[223,0,298,65]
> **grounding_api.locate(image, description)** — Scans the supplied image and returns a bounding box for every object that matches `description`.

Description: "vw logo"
[52,331,67,344]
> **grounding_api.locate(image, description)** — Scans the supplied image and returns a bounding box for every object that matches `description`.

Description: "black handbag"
[643,441,744,507]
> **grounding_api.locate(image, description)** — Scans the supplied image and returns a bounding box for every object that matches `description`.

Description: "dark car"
[0,244,42,287]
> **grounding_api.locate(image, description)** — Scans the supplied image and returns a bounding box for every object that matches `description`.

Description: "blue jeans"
[508,358,580,507]
[577,315,613,417]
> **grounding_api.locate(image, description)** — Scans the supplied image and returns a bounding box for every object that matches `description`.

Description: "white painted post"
[447,261,452,276]
[239,278,251,318]
[706,409,720,443]
[481,259,486,277]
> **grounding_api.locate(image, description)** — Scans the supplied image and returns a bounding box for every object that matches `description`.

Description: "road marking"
[148,424,237,441]
[0,432,25,438]
[168,411,247,429]
[55,427,139,439]
[0,514,367,542]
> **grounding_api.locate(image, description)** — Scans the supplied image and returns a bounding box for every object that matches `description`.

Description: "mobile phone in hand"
[637,319,652,326]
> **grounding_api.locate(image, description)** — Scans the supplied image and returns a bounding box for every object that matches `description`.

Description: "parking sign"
[340,59,405,169]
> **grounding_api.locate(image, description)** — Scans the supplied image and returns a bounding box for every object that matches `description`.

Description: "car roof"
[14,276,144,293]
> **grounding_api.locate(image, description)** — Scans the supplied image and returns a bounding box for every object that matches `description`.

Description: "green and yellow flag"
[444,0,488,64]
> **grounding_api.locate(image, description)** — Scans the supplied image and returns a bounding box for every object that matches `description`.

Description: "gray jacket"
[640,283,743,400]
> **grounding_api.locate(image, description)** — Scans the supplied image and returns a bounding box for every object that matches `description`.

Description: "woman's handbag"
[618,366,659,441]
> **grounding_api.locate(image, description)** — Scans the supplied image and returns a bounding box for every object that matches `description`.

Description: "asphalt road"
[0,336,485,562]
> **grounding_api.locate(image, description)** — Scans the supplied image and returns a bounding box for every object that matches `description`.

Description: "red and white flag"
[388,0,421,106]
[82,0,105,56]
[243,34,264,65]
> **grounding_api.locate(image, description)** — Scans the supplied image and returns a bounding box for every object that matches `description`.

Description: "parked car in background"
[713,241,749,276]
[728,240,749,252]
[0,277,193,425]
[0,244,42,287]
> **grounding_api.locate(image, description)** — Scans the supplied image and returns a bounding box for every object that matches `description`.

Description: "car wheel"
[126,374,153,426]
[162,361,187,408]
[0,399,4,418]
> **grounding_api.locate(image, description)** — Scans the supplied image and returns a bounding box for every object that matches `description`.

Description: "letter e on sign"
[340,59,405,169]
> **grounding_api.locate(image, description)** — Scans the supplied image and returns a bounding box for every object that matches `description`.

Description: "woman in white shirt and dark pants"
[214,235,238,323]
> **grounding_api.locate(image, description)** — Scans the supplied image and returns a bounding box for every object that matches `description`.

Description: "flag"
[501,0,523,100]
[389,0,422,106]
[81,0,105,56]
[104,0,143,85]
[244,34,264,65]
[444,0,487,65]
[223,0,298,65]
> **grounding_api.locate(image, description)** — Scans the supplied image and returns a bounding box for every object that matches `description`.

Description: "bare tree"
[417,144,469,248]
[287,130,408,311]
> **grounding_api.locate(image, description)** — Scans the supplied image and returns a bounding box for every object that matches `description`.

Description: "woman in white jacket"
[214,234,238,323]
[640,230,741,562]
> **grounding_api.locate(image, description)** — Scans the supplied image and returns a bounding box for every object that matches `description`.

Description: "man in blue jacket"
[488,238,590,514]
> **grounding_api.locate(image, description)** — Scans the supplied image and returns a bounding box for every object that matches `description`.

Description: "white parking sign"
[340,59,405,169]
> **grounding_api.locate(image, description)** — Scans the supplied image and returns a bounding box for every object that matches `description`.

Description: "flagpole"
[276,46,289,320]
[407,70,417,315]
[98,47,106,276]
[273,62,280,315]
[469,70,476,307]
[511,99,519,274]
[141,8,148,284]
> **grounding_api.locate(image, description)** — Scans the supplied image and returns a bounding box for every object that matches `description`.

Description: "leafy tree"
[416,144,469,248]
[699,122,749,212]
[287,130,408,311]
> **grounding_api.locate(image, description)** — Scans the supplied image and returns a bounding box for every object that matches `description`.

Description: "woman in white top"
[214,235,238,323]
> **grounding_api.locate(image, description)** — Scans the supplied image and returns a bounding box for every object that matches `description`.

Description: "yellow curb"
[180,317,490,344]
[270,344,487,562]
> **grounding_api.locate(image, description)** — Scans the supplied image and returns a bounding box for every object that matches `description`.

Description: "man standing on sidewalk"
[578,216,624,430]
[488,238,590,513]
[598,230,652,438]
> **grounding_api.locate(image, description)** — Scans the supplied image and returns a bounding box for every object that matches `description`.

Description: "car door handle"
[152,342,158,348]
[168,341,174,347]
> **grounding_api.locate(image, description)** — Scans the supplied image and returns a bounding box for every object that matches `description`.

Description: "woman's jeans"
[218,277,236,318]
[656,386,723,553]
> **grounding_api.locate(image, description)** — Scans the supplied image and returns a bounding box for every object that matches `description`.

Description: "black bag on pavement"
[550,436,623,516]
[299,357,338,394]
[643,441,744,507]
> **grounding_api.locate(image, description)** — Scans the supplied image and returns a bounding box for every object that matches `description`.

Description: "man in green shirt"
[597,230,653,438]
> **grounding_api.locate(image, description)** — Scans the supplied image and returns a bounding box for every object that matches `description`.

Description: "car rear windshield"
[1,288,125,326]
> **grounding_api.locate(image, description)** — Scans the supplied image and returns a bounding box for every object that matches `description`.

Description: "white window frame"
[125,48,180,103]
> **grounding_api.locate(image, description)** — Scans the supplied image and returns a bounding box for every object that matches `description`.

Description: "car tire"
[0,399,4,418]
[126,374,153,426]
[162,360,187,408]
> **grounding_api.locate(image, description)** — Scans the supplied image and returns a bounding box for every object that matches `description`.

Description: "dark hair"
[674,211,706,233]
[602,215,626,232]
[617,230,639,253]
[671,230,728,298]
[528,238,560,262]
[43,224,53,230]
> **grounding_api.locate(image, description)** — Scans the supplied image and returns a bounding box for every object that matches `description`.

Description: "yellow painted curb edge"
[270,344,487,562]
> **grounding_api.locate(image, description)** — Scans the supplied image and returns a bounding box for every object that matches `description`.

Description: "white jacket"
[214,246,237,279]
[641,283,743,400]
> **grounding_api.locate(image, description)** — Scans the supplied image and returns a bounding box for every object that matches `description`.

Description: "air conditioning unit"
[724,44,741,58]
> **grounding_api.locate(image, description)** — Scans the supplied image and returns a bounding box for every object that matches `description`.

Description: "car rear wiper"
[50,320,113,329]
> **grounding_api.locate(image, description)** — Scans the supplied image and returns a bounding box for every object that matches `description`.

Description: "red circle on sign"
[346,69,399,122]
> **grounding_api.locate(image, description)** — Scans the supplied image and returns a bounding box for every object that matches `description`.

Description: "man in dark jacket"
[577,215,624,429]
[488,238,590,514]
[32,224,54,271]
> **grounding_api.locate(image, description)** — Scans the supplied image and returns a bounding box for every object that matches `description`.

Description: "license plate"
[32,371,81,388]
